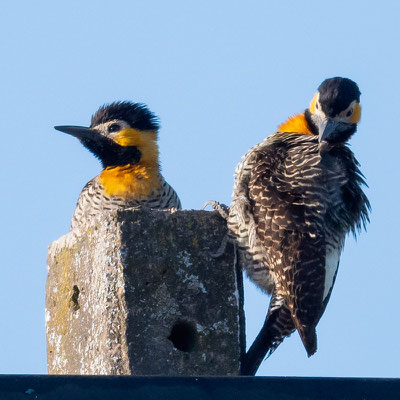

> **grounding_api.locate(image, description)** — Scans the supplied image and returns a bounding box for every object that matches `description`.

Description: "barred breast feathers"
[70,174,181,231]
[239,78,369,374]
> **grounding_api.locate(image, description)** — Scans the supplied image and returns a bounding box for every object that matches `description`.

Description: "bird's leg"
[204,200,233,257]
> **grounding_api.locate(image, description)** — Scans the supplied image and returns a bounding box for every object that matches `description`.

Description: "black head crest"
[90,101,160,131]
[318,77,361,116]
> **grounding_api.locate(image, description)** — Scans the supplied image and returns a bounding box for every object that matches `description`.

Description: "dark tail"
[297,324,317,357]
[241,303,295,376]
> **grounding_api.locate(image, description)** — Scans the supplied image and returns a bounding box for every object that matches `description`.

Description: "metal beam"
[1,375,399,400]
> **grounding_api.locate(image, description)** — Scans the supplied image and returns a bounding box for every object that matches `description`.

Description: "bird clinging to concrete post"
[55,101,181,230]
[210,77,370,375]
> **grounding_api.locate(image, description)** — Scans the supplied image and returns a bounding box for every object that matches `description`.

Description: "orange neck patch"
[277,113,313,135]
[99,164,160,199]
[99,128,161,199]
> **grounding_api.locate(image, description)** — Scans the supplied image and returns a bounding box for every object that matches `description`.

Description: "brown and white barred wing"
[227,137,275,293]
[248,133,352,352]
[243,132,369,363]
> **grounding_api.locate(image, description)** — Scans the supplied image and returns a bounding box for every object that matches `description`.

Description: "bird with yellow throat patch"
[55,101,181,230]
[208,77,370,375]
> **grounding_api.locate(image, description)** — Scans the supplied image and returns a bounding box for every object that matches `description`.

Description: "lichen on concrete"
[46,209,244,376]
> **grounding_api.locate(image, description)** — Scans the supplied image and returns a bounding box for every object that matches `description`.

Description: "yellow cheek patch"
[350,103,361,124]
[99,164,160,199]
[278,113,313,135]
[309,93,318,114]
[114,128,159,165]
[114,128,142,146]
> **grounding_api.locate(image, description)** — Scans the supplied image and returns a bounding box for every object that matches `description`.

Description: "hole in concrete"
[70,285,80,311]
[168,320,198,352]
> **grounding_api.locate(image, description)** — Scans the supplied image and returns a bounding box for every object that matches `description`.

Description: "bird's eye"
[315,102,319,110]
[346,109,353,117]
[108,123,121,133]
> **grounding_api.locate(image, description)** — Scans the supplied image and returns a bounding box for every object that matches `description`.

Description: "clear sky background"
[1,1,399,377]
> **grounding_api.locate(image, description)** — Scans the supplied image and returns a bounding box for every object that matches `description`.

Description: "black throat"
[304,109,318,136]
[79,136,141,168]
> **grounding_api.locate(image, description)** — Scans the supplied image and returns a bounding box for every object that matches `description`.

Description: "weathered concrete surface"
[46,209,244,376]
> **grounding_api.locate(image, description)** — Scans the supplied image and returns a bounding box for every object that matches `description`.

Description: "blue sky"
[1,1,399,377]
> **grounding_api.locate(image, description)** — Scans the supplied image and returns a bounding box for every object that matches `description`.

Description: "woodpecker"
[210,77,370,375]
[55,101,181,230]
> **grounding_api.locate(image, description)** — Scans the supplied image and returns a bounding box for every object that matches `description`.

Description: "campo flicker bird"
[55,101,181,230]
[209,77,370,375]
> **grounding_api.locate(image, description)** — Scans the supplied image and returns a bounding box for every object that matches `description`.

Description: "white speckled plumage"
[221,78,370,375]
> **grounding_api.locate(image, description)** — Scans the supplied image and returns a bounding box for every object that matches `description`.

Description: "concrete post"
[46,209,244,376]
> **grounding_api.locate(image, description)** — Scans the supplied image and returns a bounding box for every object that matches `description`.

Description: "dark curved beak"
[54,125,97,140]
[318,119,338,143]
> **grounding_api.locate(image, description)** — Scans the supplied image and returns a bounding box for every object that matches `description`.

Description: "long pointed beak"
[54,124,142,167]
[54,125,97,141]
[318,119,338,143]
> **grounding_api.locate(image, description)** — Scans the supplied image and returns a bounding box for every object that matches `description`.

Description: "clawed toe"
[208,234,231,258]
[203,200,230,220]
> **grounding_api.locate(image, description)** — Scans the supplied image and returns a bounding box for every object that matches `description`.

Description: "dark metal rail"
[0,375,399,400]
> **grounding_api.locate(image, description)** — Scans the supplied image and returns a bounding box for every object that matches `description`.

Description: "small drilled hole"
[70,285,80,311]
[168,320,198,352]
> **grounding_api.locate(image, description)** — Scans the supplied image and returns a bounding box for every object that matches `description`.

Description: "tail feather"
[241,300,295,376]
[296,324,317,357]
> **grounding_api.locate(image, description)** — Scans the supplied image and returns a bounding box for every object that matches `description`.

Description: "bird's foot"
[203,200,229,220]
